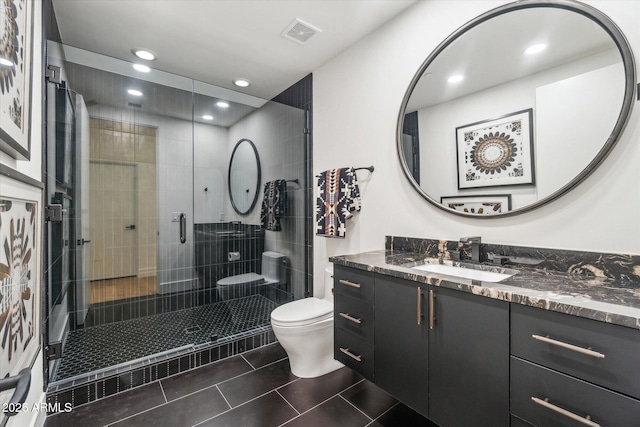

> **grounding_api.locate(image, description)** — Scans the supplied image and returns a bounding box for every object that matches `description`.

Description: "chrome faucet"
[460,236,482,263]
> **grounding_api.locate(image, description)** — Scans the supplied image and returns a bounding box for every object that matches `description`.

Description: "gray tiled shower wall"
[194,223,265,288]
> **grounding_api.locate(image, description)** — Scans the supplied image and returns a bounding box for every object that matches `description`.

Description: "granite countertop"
[329,250,640,330]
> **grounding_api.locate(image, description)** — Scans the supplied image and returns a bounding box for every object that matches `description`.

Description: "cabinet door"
[428,286,509,427]
[374,275,429,417]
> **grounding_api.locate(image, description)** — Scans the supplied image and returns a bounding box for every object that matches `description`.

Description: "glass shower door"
[44,41,197,384]
[43,40,310,399]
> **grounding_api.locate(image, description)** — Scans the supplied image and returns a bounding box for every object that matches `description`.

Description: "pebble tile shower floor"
[54,295,278,381]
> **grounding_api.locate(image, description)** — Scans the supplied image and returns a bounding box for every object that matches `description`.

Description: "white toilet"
[217,251,287,301]
[270,264,343,378]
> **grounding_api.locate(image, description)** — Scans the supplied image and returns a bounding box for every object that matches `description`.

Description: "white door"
[90,162,137,280]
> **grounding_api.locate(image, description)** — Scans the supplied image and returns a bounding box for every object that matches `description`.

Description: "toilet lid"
[217,273,265,286]
[271,298,333,326]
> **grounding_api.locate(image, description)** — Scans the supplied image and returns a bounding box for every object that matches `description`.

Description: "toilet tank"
[322,264,334,302]
[261,251,287,283]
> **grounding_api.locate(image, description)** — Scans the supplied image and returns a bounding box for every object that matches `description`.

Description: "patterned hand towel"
[261,179,287,231]
[315,168,362,238]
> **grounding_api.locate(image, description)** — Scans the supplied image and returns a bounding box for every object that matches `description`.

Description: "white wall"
[313,0,640,286]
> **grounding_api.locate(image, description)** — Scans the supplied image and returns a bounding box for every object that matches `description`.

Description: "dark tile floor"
[44,342,437,427]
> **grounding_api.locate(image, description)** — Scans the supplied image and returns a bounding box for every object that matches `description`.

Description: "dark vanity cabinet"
[334,266,510,426]
[333,266,375,380]
[510,304,640,426]
[374,275,429,417]
[428,286,509,427]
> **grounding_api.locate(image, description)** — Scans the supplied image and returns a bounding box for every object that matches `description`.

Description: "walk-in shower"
[43,39,312,407]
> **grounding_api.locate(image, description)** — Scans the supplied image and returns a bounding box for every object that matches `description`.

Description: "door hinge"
[46,342,62,360]
[45,204,63,222]
[303,127,311,135]
[46,65,61,84]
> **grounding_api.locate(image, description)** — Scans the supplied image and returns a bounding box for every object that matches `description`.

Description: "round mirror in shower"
[228,139,261,215]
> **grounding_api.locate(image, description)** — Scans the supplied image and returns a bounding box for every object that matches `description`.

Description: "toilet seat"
[271,298,333,328]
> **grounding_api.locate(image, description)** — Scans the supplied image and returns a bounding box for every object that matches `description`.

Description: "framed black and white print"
[440,194,512,215]
[0,174,41,425]
[456,109,534,189]
[0,0,33,160]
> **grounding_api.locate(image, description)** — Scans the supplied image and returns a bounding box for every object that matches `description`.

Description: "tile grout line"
[365,402,401,426]
[158,381,168,403]
[340,377,366,393]
[338,394,373,422]
[215,356,289,388]
[193,378,301,427]
[274,381,362,427]
[240,354,256,370]
[215,384,233,410]
[276,389,301,415]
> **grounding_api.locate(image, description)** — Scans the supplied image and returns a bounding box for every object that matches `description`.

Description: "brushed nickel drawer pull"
[531,334,605,359]
[339,279,361,289]
[339,312,362,324]
[339,347,362,362]
[428,289,436,330]
[417,287,423,325]
[532,397,601,427]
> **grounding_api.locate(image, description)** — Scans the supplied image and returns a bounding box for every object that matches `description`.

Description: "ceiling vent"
[281,18,322,45]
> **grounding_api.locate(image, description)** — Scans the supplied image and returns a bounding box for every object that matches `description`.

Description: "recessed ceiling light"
[128,89,143,96]
[132,48,157,61]
[202,115,214,121]
[133,63,150,73]
[233,78,251,88]
[525,43,547,55]
[0,58,14,67]
[447,75,464,83]
[216,101,230,108]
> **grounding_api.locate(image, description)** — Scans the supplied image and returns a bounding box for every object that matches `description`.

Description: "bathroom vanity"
[331,237,640,427]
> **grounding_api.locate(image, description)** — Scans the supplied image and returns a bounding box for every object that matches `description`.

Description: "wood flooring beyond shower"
[90,276,157,304]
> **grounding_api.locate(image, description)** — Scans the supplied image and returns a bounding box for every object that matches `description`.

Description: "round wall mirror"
[397,0,636,217]
[228,139,261,215]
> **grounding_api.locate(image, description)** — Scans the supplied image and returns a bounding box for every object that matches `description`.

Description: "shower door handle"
[179,213,187,244]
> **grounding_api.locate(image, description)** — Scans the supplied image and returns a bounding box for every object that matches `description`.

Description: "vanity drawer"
[510,415,534,427]
[334,295,374,343]
[511,357,640,427]
[511,303,640,400]
[334,328,374,381]
[334,266,374,305]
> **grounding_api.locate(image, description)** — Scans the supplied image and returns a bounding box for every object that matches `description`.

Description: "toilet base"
[272,318,343,378]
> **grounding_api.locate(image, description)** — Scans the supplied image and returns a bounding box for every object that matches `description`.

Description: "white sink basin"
[412,263,516,283]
